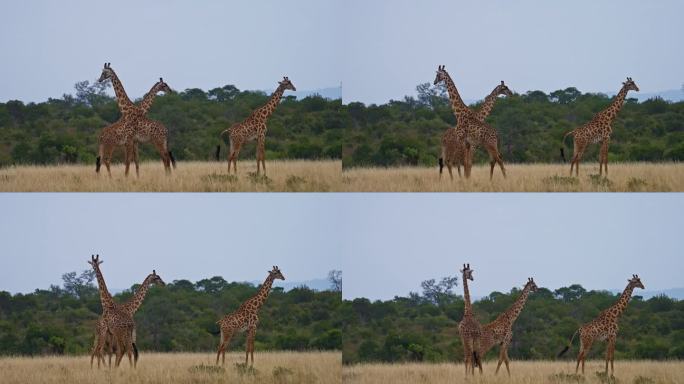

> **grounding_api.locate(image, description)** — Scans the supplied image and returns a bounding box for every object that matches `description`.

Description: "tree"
[61,269,96,299]
[328,270,342,292]
[74,80,111,106]
[420,276,458,306]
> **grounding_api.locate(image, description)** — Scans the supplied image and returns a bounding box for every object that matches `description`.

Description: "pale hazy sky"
[1,1,681,104]
[0,194,342,293]
[0,0,341,102]
[340,0,683,104]
[339,194,683,300]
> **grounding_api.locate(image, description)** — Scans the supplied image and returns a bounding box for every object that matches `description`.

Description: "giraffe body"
[218,78,295,175]
[434,66,506,179]
[214,266,285,366]
[457,263,483,376]
[558,275,644,376]
[440,81,512,179]
[561,78,639,176]
[88,254,164,369]
[479,278,537,375]
[96,64,175,177]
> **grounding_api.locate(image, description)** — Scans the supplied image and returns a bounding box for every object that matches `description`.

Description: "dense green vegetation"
[0,270,342,355]
[0,81,344,167]
[344,85,684,167]
[342,279,683,364]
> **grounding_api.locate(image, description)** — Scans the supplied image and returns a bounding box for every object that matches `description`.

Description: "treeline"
[344,85,684,167]
[0,82,345,167]
[0,271,342,355]
[341,283,683,364]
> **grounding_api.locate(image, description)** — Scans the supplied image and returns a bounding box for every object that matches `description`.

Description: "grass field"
[0,160,341,192]
[341,162,684,192]
[343,360,684,384]
[0,351,341,384]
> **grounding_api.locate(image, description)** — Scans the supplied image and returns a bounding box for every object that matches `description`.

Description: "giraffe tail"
[438,157,444,175]
[216,129,230,161]
[168,151,177,169]
[96,143,103,173]
[207,327,221,335]
[557,329,579,358]
[560,130,574,163]
[132,342,139,363]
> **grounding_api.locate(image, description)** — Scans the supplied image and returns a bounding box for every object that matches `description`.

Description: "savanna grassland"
[341,162,684,192]
[0,160,341,192]
[343,360,683,384]
[0,351,341,384]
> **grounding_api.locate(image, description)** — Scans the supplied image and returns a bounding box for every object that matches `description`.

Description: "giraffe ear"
[501,81,504,85]
[160,77,163,82]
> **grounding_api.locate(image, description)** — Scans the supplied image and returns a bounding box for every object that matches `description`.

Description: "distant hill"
[607,88,684,103]
[249,277,332,292]
[609,287,684,300]
[292,86,342,101]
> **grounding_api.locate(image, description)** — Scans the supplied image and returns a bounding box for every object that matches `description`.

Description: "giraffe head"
[460,263,474,281]
[148,269,166,287]
[98,63,115,83]
[525,277,538,292]
[622,77,639,92]
[155,77,173,94]
[494,81,514,97]
[88,254,103,268]
[433,65,449,86]
[279,77,296,92]
[628,274,644,289]
[268,266,286,281]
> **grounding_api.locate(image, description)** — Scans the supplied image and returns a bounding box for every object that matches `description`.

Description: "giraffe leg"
[446,162,453,180]
[248,327,256,365]
[462,342,471,376]
[495,345,505,374]
[503,347,511,376]
[152,139,171,174]
[456,162,461,178]
[473,338,483,374]
[600,139,610,176]
[103,145,115,178]
[485,143,506,179]
[607,336,616,376]
[133,144,140,178]
[256,138,266,175]
[215,329,231,365]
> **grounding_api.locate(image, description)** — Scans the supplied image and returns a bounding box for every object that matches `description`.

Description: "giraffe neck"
[139,84,164,114]
[122,274,155,315]
[475,88,501,121]
[495,285,532,325]
[250,274,276,310]
[610,283,636,317]
[92,265,116,310]
[600,86,629,121]
[443,72,472,118]
[254,85,286,120]
[462,274,473,316]
[109,71,137,116]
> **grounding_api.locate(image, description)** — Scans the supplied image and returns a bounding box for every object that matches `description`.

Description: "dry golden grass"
[343,360,684,384]
[341,162,684,192]
[0,351,341,384]
[0,160,341,192]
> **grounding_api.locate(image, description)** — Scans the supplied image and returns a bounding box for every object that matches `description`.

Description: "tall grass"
[0,351,341,384]
[341,162,684,192]
[0,160,341,192]
[343,360,684,384]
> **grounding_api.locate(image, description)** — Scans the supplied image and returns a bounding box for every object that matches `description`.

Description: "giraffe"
[433,65,506,179]
[478,277,538,376]
[561,77,639,176]
[96,63,175,177]
[558,274,644,376]
[213,266,285,366]
[439,81,513,179]
[458,263,483,376]
[91,270,165,368]
[216,77,296,175]
[87,254,137,368]
[96,77,174,177]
